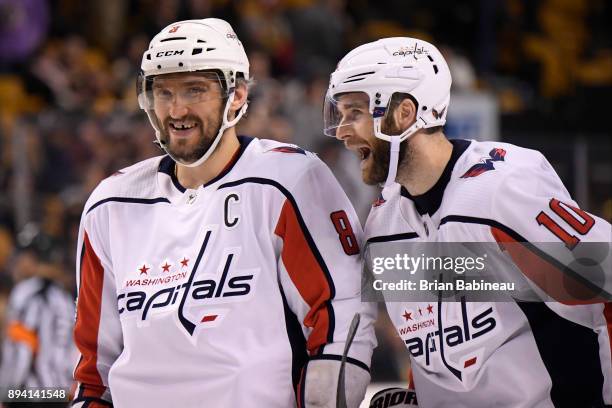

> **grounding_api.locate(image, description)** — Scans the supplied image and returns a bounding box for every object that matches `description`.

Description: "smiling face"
[333,92,391,185]
[151,72,226,164]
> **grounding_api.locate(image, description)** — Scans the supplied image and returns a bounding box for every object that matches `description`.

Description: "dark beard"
[160,110,223,163]
[364,132,410,185]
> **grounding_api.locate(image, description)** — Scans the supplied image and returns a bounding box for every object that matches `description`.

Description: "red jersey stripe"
[275,199,331,354]
[604,303,612,358]
[490,227,606,305]
[74,232,106,397]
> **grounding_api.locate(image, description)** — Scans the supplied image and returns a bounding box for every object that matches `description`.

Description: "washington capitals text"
[116,230,253,336]
[404,302,497,381]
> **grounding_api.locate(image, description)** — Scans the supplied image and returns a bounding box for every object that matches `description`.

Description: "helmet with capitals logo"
[137,18,250,167]
[324,37,451,186]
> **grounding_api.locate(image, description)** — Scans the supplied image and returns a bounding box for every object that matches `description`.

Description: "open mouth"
[358,146,371,161]
[169,121,198,131]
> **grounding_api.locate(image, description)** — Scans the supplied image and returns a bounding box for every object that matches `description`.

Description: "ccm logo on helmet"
[156,50,185,58]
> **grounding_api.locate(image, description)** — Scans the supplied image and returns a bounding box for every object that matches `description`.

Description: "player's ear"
[395,97,417,133]
[230,80,248,113]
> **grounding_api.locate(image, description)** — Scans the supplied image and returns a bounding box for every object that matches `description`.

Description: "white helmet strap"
[385,135,401,187]
[159,90,249,168]
[373,116,423,187]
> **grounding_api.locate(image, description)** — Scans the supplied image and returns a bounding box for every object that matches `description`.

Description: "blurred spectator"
[441,46,477,92]
[0,236,75,405]
[0,227,13,278]
[0,0,49,65]
[238,0,294,75]
[285,74,328,150]
[289,0,351,79]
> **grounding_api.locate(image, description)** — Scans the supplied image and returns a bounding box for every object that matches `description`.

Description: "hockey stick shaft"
[336,313,360,408]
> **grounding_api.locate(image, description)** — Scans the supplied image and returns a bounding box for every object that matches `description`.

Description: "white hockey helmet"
[137,18,250,167]
[324,37,451,185]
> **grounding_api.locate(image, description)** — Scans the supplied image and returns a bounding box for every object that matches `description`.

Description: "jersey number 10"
[536,198,595,249]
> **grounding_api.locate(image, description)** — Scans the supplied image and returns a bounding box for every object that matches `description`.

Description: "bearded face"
[362,135,410,185]
[332,92,414,185]
[159,107,223,164]
[151,72,226,165]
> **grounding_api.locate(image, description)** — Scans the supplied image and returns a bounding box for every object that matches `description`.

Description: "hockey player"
[72,19,376,407]
[325,37,611,407]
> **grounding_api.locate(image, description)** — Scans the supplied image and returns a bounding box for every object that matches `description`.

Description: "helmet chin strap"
[384,136,401,187]
[374,117,422,188]
[157,91,249,168]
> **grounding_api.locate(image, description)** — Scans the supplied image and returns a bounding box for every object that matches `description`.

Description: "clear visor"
[137,71,229,110]
[323,91,371,137]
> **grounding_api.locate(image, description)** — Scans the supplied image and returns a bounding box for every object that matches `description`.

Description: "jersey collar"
[158,135,254,193]
[400,138,471,215]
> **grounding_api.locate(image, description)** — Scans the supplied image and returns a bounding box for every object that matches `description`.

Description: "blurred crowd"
[0,0,610,383]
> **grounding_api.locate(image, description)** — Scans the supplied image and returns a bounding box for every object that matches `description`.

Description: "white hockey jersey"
[72,136,376,407]
[365,139,611,408]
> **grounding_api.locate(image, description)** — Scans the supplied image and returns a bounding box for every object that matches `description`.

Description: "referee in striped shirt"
[0,239,76,407]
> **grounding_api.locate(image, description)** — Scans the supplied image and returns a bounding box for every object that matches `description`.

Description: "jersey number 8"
[330,210,360,255]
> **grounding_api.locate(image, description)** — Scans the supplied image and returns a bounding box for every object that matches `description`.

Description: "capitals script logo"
[460,147,506,178]
[400,300,498,381]
[392,44,429,58]
[117,230,257,343]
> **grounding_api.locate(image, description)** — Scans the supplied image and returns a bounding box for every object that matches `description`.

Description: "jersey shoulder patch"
[440,141,551,220]
[457,141,547,180]
[266,146,306,155]
[243,138,319,181]
[460,147,506,178]
[256,139,310,156]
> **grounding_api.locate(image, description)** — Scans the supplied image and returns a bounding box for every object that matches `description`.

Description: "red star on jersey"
[180,258,189,268]
[139,265,149,275]
[162,262,171,273]
[427,304,434,314]
[402,310,412,321]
